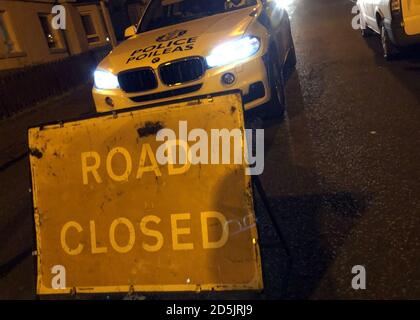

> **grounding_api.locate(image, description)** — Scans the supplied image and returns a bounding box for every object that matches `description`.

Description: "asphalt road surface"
[1,0,420,299]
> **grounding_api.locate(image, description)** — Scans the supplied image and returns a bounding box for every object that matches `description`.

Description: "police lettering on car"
[92,0,296,118]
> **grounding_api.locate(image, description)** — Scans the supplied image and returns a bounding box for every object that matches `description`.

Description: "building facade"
[0,0,146,71]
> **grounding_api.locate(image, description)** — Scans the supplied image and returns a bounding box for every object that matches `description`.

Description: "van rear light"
[391,0,401,11]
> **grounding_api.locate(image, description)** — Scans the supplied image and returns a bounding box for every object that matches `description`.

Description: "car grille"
[118,68,157,93]
[130,84,202,103]
[159,57,205,86]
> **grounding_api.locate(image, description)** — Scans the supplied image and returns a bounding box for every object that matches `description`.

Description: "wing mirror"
[124,25,137,38]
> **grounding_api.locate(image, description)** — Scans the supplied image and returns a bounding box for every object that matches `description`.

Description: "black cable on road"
[253,176,293,298]
[0,247,32,279]
[253,176,291,258]
[0,152,28,172]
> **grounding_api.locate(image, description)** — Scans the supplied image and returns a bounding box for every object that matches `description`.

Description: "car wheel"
[266,53,286,119]
[381,23,398,60]
[285,22,297,70]
[285,40,297,70]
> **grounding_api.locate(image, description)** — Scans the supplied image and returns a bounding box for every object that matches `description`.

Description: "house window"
[0,11,19,57]
[39,14,64,50]
[81,14,100,44]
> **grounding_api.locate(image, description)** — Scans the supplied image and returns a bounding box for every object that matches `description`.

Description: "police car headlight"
[206,36,261,68]
[94,70,119,90]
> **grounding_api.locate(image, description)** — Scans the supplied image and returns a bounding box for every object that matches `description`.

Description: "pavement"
[0,84,96,299]
[1,0,420,299]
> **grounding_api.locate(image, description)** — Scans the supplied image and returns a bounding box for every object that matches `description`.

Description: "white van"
[357,0,420,59]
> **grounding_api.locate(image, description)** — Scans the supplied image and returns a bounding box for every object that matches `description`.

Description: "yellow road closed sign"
[29,92,263,295]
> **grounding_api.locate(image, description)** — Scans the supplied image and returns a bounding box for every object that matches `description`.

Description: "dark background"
[1,0,420,299]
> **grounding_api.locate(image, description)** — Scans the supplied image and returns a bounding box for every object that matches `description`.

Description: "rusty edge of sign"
[28,93,264,295]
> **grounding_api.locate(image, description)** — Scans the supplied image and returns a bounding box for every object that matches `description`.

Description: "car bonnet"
[98,5,260,74]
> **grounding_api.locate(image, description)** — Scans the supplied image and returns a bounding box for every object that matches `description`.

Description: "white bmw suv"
[92,0,296,117]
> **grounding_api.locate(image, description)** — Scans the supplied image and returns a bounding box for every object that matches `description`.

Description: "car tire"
[285,22,297,70]
[266,52,286,119]
[285,40,297,70]
[381,23,398,60]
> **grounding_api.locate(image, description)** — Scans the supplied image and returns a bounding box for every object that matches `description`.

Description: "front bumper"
[93,56,271,113]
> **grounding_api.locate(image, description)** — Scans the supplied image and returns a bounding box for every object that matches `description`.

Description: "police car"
[93,0,296,117]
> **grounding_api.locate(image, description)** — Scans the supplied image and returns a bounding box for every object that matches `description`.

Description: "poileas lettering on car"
[92,0,296,117]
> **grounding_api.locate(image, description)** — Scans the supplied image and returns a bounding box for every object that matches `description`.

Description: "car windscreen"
[138,0,258,33]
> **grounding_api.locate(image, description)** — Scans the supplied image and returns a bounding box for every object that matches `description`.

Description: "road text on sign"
[29,93,263,294]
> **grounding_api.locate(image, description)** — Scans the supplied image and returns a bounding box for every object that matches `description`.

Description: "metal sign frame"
[29,90,263,295]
